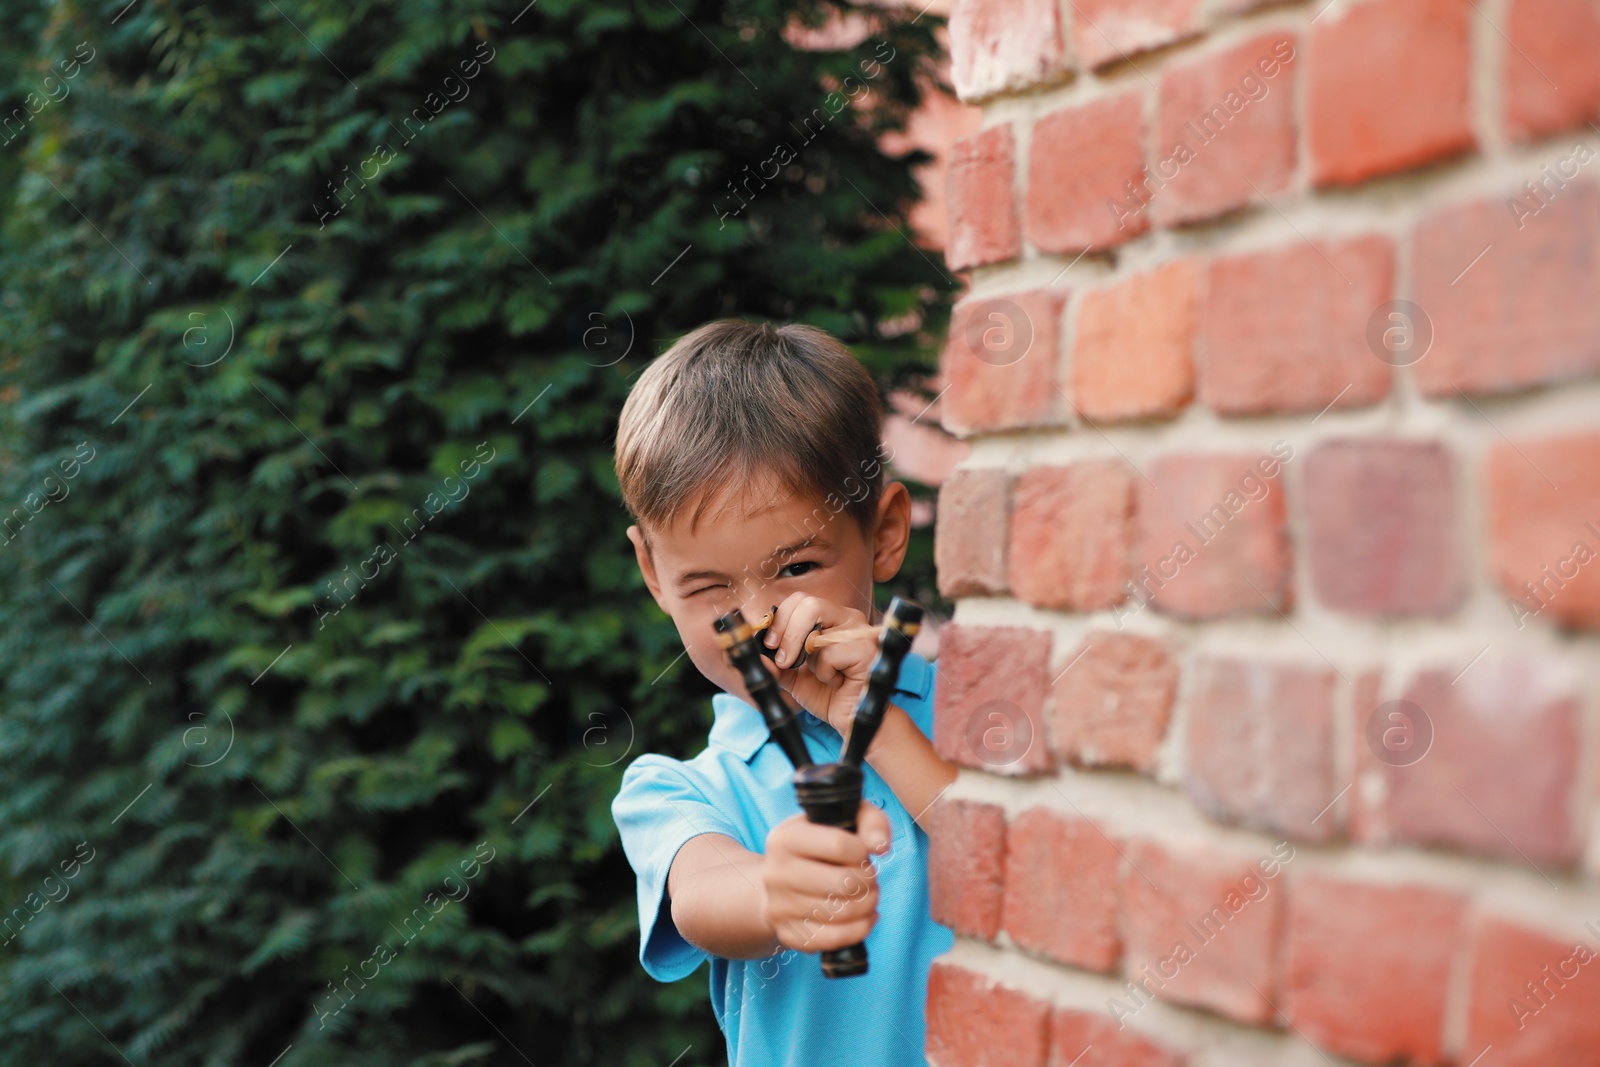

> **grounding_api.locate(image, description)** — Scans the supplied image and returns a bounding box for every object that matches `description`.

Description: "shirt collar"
[707,651,934,763]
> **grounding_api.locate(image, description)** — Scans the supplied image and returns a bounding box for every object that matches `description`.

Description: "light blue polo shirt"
[611,650,953,1067]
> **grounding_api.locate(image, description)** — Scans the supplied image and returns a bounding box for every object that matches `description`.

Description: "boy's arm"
[667,800,893,960]
[667,833,782,960]
[854,702,958,832]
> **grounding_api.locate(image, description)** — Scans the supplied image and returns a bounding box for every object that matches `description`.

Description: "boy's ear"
[626,524,670,614]
[869,481,913,584]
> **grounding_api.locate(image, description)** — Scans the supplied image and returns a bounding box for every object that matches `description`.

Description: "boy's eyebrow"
[673,534,824,587]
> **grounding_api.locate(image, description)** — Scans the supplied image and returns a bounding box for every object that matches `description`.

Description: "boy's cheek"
[683,637,734,688]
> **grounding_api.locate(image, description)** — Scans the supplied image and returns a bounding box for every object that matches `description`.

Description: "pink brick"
[949,0,1072,101]
[1070,261,1196,422]
[1465,913,1600,1067]
[935,624,1054,775]
[1120,837,1286,1024]
[1352,658,1582,867]
[1002,808,1122,972]
[1199,236,1394,415]
[1487,432,1600,631]
[947,125,1022,271]
[941,290,1067,435]
[1072,0,1201,71]
[1052,632,1176,773]
[1026,92,1148,254]
[1308,0,1474,186]
[936,469,1014,600]
[1009,460,1134,612]
[1413,183,1600,397]
[929,797,1007,941]
[927,962,1051,1067]
[1155,33,1299,226]
[1134,450,1293,618]
[1184,657,1338,841]
[1504,0,1600,142]
[1049,1009,1187,1067]
[1285,874,1466,1064]
[1304,439,1463,617]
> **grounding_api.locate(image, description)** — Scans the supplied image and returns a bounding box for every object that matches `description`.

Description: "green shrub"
[0,1,953,1063]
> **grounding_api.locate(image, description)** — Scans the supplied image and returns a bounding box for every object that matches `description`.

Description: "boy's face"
[626,473,912,709]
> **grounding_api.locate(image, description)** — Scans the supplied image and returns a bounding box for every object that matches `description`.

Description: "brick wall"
[928,0,1600,1064]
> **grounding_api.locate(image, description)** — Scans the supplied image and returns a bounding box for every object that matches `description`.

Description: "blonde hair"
[615,319,886,548]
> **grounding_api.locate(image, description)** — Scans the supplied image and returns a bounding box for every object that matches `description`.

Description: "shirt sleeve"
[889,655,934,739]
[611,753,745,983]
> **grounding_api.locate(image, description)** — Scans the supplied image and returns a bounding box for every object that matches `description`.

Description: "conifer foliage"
[0,1,951,1063]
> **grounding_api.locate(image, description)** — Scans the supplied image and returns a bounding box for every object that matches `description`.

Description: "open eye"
[778,560,818,579]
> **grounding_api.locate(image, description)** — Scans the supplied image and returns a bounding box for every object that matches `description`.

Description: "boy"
[610,319,958,1067]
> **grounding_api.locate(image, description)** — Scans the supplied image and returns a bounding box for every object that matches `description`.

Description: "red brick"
[949,0,1072,102]
[1412,183,1600,397]
[1120,836,1287,1024]
[941,290,1068,435]
[1199,236,1394,415]
[1001,808,1122,972]
[1308,0,1474,186]
[1352,658,1582,867]
[947,125,1022,271]
[1487,432,1600,630]
[1284,874,1466,1064]
[1155,33,1299,226]
[1049,1008,1187,1067]
[1052,632,1176,773]
[927,961,1051,1067]
[1072,0,1201,71]
[1070,261,1196,422]
[1184,657,1337,841]
[936,469,1014,600]
[1026,92,1148,255]
[1304,439,1463,617]
[1464,913,1600,1067]
[1009,460,1134,612]
[929,797,1007,941]
[1504,0,1600,142]
[1134,450,1293,618]
[935,624,1054,775]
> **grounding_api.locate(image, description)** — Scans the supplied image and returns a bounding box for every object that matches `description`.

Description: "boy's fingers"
[761,591,810,651]
[768,857,878,904]
[856,801,891,854]
[779,915,876,954]
[774,820,872,867]
[769,593,824,668]
[769,594,854,670]
[798,915,878,953]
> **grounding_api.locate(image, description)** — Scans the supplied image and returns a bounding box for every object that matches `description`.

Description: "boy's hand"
[761,593,877,740]
[759,800,891,954]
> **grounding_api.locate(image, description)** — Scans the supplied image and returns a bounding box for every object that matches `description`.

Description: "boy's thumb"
[858,801,891,853]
